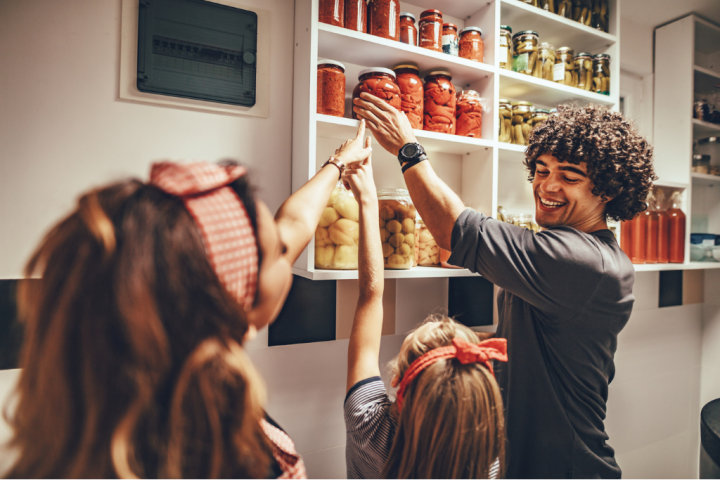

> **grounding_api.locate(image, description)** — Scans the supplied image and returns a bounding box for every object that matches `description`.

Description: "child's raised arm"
[343,139,384,393]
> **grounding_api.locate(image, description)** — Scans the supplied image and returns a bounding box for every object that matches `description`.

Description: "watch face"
[402,143,420,158]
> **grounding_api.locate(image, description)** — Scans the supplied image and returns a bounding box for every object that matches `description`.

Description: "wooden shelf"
[498,69,615,106]
[293,265,478,280]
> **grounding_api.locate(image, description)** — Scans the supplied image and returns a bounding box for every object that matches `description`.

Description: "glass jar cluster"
[518,0,610,32]
[498,99,553,145]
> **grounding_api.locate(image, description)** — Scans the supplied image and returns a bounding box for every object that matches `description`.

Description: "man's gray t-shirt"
[449,209,634,479]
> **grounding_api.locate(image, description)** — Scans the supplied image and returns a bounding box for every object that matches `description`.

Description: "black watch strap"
[401,157,427,173]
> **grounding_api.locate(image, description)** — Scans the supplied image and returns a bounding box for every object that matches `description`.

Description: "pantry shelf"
[633,262,720,272]
[693,119,720,138]
[499,69,616,106]
[694,65,720,93]
[292,266,478,280]
[692,172,720,186]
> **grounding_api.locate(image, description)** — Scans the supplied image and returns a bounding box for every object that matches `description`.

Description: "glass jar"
[344,0,367,32]
[459,26,484,62]
[592,0,609,31]
[573,0,592,26]
[317,59,346,117]
[423,70,456,134]
[319,0,344,27]
[554,46,577,87]
[419,9,443,52]
[695,100,711,121]
[415,218,440,266]
[378,188,417,269]
[592,53,610,95]
[442,23,459,56]
[393,63,424,129]
[511,101,533,145]
[399,12,417,46]
[556,0,573,18]
[575,52,593,90]
[530,108,550,130]
[512,30,539,75]
[352,67,401,118]
[315,183,359,269]
[499,25,513,70]
[455,90,484,138]
[368,0,400,41]
[540,0,555,12]
[498,99,513,143]
[522,0,539,5]
[538,42,556,80]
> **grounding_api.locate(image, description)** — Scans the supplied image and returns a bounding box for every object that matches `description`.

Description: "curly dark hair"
[523,104,656,221]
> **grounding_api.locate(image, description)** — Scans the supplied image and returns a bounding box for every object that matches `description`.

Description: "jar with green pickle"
[498,99,512,143]
[592,0,609,31]
[573,0,592,26]
[530,108,550,129]
[499,25,513,70]
[512,30,539,76]
[575,52,593,90]
[556,0,572,18]
[553,47,577,87]
[592,53,610,95]
[511,101,533,145]
[538,42,555,80]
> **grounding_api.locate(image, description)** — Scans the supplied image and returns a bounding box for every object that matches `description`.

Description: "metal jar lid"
[358,67,396,80]
[500,24,512,33]
[400,12,416,21]
[420,9,442,18]
[512,30,539,39]
[392,63,420,73]
[593,53,610,60]
[557,46,574,54]
[425,69,452,79]
[317,59,345,71]
[576,52,592,58]
[460,26,483,36]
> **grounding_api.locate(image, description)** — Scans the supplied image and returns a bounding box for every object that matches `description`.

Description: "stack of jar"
[517,0,610,32]
[498,99,551,145]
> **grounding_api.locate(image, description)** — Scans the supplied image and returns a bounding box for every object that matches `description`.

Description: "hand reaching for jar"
[353,92,417,155]
[334,119,373,166]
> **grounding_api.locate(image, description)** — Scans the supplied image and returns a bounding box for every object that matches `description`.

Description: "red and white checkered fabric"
[149,161,258,309]
[260,419,307,479]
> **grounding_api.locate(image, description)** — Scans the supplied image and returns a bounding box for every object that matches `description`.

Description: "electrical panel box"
[137,0,257,106]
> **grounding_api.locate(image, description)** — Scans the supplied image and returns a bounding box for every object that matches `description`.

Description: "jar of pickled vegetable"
[423,70,456,134]
[378,188,417,269]
[455,90,484,138]
[557,0,572,18]
[573,0,592,26]
[319,0,344,27]
[592,53,610,95]
[344,0,367,32]
[317,59,346,117]
[530,108,550,129]
[442,23,459,56]
[575,52,593,90]
[498,99,513,143]
[540,0,555,12]
[511,101,533,145]
[415,219,440,266]
[499,25,513,70]
[419,9,443,52]
[522,0,539,5]
[368,0,400,41]
[399,12,417,46]
[512,30,539,75]
[315,183,359,269]
[459,26,484,62]
[538,42,556,80]
[352,68,401,118]
[554,46,577,87]
[393,63,424,129]
[592,0,609,32]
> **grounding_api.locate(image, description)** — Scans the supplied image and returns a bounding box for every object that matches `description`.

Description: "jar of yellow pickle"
[499,25,513,70]
[573,0,592,26]
[415,218,440,266]
[378,188,417,269]
[315,183,360,269]
[575,52,593,90]
[556,0,572,18]
[537,42,555,80]
[498,99,512,143]
[553,46,577,87]
[512,30,539,75]
[511,101,533,145]
[530,108,550,129]
[592,53,610,95]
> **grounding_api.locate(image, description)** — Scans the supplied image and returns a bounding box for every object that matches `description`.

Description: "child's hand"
[334,120,372,166]
[342,137,376,202]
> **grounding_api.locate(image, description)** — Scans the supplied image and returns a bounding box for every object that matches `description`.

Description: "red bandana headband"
[149,161,258,309]
[393,337,508,411]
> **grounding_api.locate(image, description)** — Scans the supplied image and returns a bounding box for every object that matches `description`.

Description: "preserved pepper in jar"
[393,63,424,129]
[554,46,577,87]
[419,9,443,52]
[459,27,484,62]
[538,42,556,80]
[499,25,513,70]
[378,188,417,269]
[556,0,573,18]
[319,0,344,27]
[511,101,533,145]
[575,52,593,90]
[368,0,400,41]
[442,23,459,56]
[573,0,592,26]
[399,12,417,46]
[512,30,539,75]
[317,59,346,117]
[498,99,513,143]
[352,68,401,118]
[592,53,610,95]
[416,219,440,266]
[315,183,360,269]
[344,0,367,32]
[423,70,456,134]
[455,90,484,137]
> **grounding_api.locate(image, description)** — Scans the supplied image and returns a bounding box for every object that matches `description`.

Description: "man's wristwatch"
[397,142,427,173]
[321,155,345,179]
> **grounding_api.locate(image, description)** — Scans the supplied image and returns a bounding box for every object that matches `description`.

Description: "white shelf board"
[292,265,478,280]
[315,114,494,154]
[692,119,720,139]
[500,0,616,53]
[692,172,720,186]
[318,24,494,87]
[498,69,615,106]
[634,261,720,272]
[653,179,689,189]
[404,0,492,20]
[694,65,720,93]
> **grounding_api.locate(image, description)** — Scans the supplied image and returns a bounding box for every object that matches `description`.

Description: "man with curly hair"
[352,95,656,478]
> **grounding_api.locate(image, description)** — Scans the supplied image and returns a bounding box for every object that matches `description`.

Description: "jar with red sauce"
[368,0,400,41]
[344,0,367,32]
[392,63,423,129]
[352,67,401,119]
[455,90,484,137]
[317,59,346,117]
[442,23,459,56]
[319,0,344,27]
[423,69,456,134]
[459,26,484,62]
[419,9,443,52]
[399,12,417,46]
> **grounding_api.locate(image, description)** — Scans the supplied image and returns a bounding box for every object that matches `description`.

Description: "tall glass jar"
[419,9,443,52]
[530,108,550,129]
[442,23,459,56]
[399,12,417,46]
[512,30,539,75]
[352,68,401,118]
[498,99,513,143]
[554,46,577,87]
[393,63,424,129]
[415,218,440,266]
[511,101,533,145]
[344,0,367,32]
[499,25,513,70]
[368,0,400,41]
[556,0,573,18]
[573,0,592,26]
[575,52,593,90]
[317,59,346,117]
[378,188,417,269]
[592,53,610,95]
[319,0,344,27]
[315,183,359,269]
[592,0,609,32]
[538,42,556,80]
[455,90,484,138]
[459,26,484,62]
[540,0,555,12]
[423,70,456,134]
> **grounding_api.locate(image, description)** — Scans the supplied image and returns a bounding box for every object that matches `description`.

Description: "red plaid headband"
[149,161,258,309]
[393,337,508,411]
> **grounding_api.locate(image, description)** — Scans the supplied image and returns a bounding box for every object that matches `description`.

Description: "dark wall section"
[448,276,494,327]
[0,280,24,370]
[269,276,336,346]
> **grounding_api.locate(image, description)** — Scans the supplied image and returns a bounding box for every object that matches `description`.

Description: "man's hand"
[353,92,418,155]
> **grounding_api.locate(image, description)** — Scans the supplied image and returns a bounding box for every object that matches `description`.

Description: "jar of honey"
[399,12,417,46]
[352,67,401,118]
[455,90,484,137]
[344,0,367,32]
[459,26,484,62]
[423,70,456,134]
[368,0,400,41]
[393,63,424,129]
[317,59,346,117]
[419,9,443,52]
[319,0,344,27]
[442,23,459,56]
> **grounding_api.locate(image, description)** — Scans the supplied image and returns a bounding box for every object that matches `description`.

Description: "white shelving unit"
[293,0,620,280]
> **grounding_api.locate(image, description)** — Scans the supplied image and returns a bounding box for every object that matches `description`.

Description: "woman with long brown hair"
[3,122,372,478]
